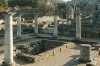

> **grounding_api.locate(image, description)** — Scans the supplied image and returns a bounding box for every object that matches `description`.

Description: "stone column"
[53,15,58,37]
[34,15,38,35]
[90,19,92,23]
[79,44,91,62]
[2,12,16,66]
[17,15,21,38]
[70,6,74,19]
[74,4,76,11]
[90,13,93,23]
[76,6,81,39]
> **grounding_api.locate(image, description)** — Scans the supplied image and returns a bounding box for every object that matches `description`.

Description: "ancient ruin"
[0,0,100,66]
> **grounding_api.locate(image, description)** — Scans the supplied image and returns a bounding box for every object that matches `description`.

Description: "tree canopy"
[8,0,44,8]
[37,1,55,16]
[0,0,8,7]
[0,0,8,12]
[8,0,63,8]
[57,2,66,11]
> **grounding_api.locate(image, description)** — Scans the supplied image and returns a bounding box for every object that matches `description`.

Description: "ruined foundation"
[15,40,75,62]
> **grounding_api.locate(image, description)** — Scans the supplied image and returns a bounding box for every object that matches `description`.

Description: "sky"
[63,0,71,1]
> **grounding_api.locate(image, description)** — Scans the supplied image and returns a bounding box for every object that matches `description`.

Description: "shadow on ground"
[14,57,32,65]
[63,55,79,66]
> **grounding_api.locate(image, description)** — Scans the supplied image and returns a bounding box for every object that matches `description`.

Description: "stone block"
[28,47,33,52]
[39,52,49,60]
[13,47,16,51]
[46,50,54,56]
[52,48,60,55]
[67,42,75,48]
[33,55,41,62]
[0,59,3,65]
[91,50,99,59]
[16,53,22,58]
[80,44,92,62]
[2,61,15,66]
[52,49,57,55]
[63,44,68,49]
[93,44,100,51]
[54,47,61,53]
[90,58,100,66]
[60,46,66,52]
[26,55,35,62]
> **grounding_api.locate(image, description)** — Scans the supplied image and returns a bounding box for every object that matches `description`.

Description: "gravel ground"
[0,34,100,66]
[0,45,80,66]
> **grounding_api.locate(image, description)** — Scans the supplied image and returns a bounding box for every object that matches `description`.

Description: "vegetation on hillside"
[8,0,45,8]
[57,2,66,11]
[0,0,8,12]
[37,1,55,16]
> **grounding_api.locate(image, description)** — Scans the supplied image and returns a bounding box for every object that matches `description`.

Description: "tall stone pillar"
[76,6,81,39]
[34,15,38,35]
[53,15,58,37]
[2,12,16,66]
[70,6,74,19]
[17,15,21,37]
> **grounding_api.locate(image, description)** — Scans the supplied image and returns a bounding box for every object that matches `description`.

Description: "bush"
[0,0,8,7]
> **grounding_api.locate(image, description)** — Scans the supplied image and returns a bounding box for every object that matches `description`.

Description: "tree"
[0,0,8,7]
[8,0,44,8]
[57,2,66,11]
[0,0,8,12]
[37,1,55,16]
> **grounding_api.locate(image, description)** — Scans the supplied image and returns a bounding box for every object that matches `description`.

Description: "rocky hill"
[66,0,100,10]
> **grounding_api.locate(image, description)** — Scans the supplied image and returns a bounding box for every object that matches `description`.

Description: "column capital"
[16,14,22,17]
[76,5,81,7]
[4,12,16,16]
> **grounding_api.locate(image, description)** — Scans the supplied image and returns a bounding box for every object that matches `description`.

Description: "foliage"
[0,0,8,12]
[8,0,44,8]
[0,0,8,7]
[8,0,62,7]
[57,2,66,11]
[37,1,55,16]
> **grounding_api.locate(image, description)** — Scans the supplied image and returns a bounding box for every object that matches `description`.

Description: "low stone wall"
[15,41,42,54]
[64,39,97,44]
[58,24,100,38]
[16,42,75,62]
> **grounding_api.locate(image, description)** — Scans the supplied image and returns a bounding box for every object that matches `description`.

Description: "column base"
[34,33,38,36]
[75,38,82,40]
[78,57,92,63]
[2,61,15,66]
[52,35,58,39]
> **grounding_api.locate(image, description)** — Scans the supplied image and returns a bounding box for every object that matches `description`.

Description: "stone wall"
[15,41,43,55]
[42,40,64,51]
[58,24,100,38]
[16,40,75,62]
[15,40,64,55]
